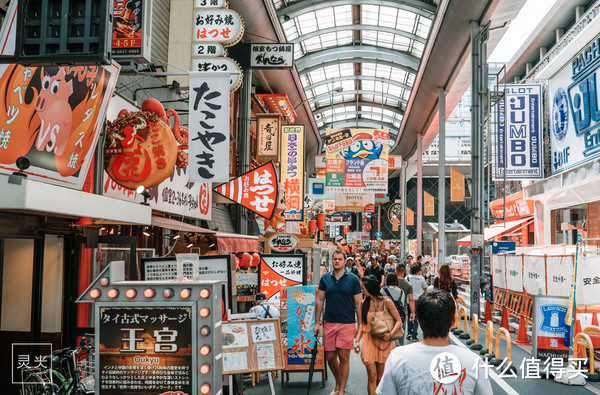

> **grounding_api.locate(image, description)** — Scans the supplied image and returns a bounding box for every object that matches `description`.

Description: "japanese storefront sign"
[334,193,375,213]
[489,191,533,220]
[142,255,231,284]
[259,254,305,308]
[188,71,230,183]
[112,0,152,62]
[268,233,299,252]
[256,114,281,161]
[324,128,389,192]
[103,167,212,220]
[213,161,279,219]
[281,125,305,221]
[193,43,225,57]
[450,167,464,202]
[195,0,226,7]
[424,191,434,216]
[322,200,335,212]
[283,285,324,370]
[493,83,544,180]
[532,295,570,360]
[98,305,193,394]
[193,9,244,47]
[250,43,294,69]
[191,57,242,91]
[315,154,326,168]
[548,35,600,174]
[387,155,402,169]
[0,63,120,190]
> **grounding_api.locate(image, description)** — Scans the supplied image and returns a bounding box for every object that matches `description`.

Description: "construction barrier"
[458,306,470,339]
[468,314,483,350]
[573,332,600,381]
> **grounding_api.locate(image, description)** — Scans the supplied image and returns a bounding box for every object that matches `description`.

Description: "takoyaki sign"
[324,129,389,193]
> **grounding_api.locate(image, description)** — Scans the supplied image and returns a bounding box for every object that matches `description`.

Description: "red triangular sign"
[213,161,279,219]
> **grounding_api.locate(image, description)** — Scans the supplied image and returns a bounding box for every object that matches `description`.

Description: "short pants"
[323,322,356,351]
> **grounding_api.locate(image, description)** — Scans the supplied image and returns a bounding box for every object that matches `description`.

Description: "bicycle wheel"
[21,373,53,395]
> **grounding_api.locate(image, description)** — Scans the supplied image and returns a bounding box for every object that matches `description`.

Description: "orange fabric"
[360,307,395,364]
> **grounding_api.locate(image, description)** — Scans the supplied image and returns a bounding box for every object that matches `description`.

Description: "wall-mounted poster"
[0,63,120,190]
[324,128,389,193]
[259,254,306,308]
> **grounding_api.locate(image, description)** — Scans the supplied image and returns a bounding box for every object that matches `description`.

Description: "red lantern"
[240,252,252,268]
[344,225,349,234]
[308,220,316,235]
[317,214,325,231]
[251,253,261,267]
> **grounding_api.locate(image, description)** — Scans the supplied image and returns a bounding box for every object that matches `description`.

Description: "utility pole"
[438,87,446,268]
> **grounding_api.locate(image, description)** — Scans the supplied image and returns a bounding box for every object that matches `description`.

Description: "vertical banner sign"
[0,64,120,190]
[548,35,600,174]
[213,161,279,219]
[494,83,544,180]
[188,72,230,183]
[406,208,415,226]
[256,114,281,161]
[98,305,193,394]
[424,191,434,216]
[532,295,570,360]
[112,0,151,62]
[324,128,389,192]
[450,167,465,202]
[259,254,305,308]
[284,285,324,370]
[281,125,304,221]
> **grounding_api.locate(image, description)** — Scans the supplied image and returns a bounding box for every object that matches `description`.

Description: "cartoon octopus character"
[340,132,383,160]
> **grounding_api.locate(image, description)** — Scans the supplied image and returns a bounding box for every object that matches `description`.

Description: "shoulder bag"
[370,297,404,343]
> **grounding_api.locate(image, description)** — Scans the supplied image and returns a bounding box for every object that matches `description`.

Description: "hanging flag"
[392,216,399,232]
[280,125,305,221]
[407,208,414,226]
[424,191,435,216]
[213,161,278,219]
[188,71,231,183]
[451,167,465,202]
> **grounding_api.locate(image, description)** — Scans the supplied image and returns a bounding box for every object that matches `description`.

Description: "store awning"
[151,215,215,234]
[215,232,259,253]
[457,217,533,246]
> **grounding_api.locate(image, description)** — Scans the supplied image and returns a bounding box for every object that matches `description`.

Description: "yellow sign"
[451,167,465,202]
[407,208,415,226]
[424,191,435,216]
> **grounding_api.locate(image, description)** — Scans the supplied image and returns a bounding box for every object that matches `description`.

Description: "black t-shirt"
[365,265,385,284]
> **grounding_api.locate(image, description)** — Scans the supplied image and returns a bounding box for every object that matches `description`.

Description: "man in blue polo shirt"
[314,250,362,395]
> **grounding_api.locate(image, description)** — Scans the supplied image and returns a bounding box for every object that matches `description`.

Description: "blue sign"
[312,183,324,195]
[490,241,516,254]
[539,304,568,335]
[286,286,318,367]
[494,83,544,180]
[375,231,382,238]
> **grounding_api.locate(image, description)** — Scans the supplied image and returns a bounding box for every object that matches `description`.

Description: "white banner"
[506,255,523,292]
[523,255,546,295]
[546,255,574,297]
[576,255,600,306]
[492,255,506,289]
[188,72,231,182]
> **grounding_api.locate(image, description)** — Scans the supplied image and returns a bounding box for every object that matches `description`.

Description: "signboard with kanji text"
[280,125,304,221]
[259,254,306,308]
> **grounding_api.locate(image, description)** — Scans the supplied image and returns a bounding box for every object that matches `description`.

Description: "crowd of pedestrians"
[315,249,490,395]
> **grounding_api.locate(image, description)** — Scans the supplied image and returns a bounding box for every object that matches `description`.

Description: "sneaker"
[406,334,412,340]
[411,336,418,342]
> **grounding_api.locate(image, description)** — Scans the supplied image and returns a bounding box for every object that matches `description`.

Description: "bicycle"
[21,336,95,395]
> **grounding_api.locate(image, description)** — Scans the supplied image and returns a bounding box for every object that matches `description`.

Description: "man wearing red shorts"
[315,250,362,395]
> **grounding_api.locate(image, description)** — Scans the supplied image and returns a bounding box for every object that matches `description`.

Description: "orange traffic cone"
[593,313,599,327]
[484,299,492,322]
[500,306,510,331]
[514,315,530,345]
[574,319,584,356]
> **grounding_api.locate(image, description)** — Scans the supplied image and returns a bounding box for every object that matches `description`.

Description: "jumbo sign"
[549,35,600,174]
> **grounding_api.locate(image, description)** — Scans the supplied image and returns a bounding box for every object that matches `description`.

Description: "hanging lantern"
[308,220,316,235]
[317,214,325,231]
[251,252,261,267]
[240,252,252,268]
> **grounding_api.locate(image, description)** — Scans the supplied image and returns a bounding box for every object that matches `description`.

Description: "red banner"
[213,161,278,219]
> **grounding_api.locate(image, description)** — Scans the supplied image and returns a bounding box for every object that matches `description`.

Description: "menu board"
[221,318,284,374]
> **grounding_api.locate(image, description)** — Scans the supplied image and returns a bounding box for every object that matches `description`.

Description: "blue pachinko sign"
[549,35,600,174]
[494,83,544,180]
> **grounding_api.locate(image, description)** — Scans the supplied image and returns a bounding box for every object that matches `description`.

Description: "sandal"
[330,391,339,395]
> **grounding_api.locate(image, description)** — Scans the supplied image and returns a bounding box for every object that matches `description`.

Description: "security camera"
[16,156,30,172]
[283,14,291,21]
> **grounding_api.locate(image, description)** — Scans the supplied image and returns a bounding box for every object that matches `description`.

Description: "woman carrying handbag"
[353,275,403,395]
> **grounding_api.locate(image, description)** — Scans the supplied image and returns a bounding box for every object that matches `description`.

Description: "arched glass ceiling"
[272,0,436,144]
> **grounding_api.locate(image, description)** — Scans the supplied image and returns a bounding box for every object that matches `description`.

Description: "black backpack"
[382,288,406,323]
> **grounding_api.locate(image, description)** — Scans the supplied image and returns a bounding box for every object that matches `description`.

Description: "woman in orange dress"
[353,275,403,395]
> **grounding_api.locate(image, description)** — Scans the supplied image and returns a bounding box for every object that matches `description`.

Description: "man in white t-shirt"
[376,289,492,395]
[407,264,428,341]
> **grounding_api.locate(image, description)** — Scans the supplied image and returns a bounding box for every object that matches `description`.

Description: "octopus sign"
[0,63,120,189]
